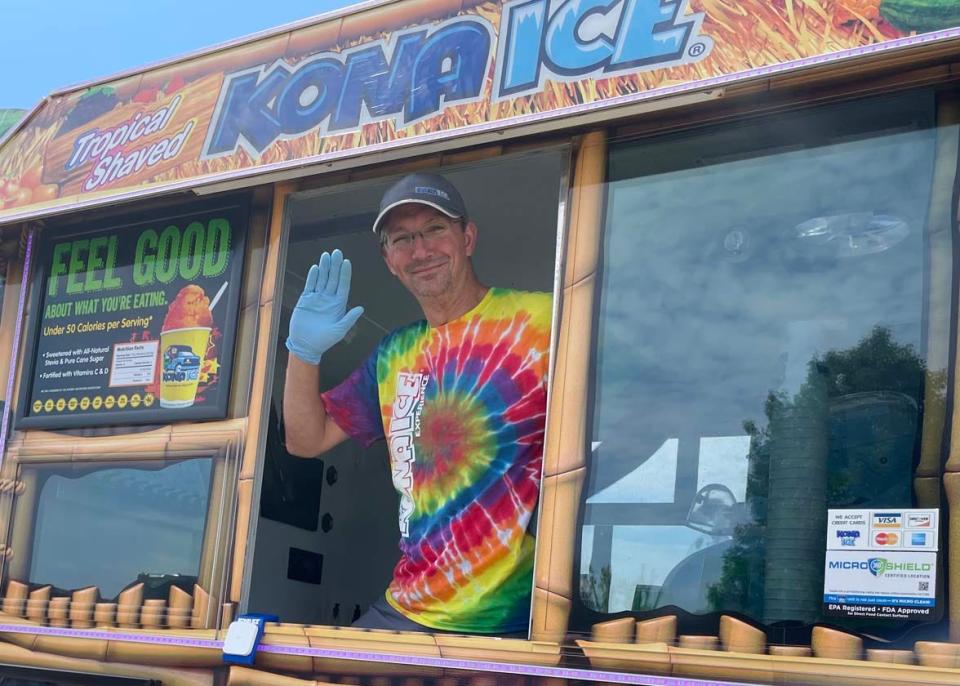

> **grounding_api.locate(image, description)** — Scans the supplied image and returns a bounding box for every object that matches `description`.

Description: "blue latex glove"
[286,249,364,365]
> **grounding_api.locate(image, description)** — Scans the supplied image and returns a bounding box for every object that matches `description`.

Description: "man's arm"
[283,355,348,457]
[282,249,363,458]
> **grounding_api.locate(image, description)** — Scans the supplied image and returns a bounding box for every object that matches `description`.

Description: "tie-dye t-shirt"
[321,288,552,633]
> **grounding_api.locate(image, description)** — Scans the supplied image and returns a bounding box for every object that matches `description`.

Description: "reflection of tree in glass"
[583,564,611,613]
[707,326,935,622]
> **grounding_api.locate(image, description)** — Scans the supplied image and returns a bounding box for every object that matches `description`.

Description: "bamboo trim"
[6,470,38,580]
[0,235,23,407]
[228,665,323,686]
[533,468,586,601]
[168,585,193,630]
[946,471,960,641]
[117,582,144,629]
[140,599,166,629]
[34,633,109,662]
[197,454,228,594]
[637,616,677,644]
[0,235,27,576]
[7,227,37,434]
[914,477,941,507]
[47,597,69,627]
[578,639,960,684]
[240,181,292,481]
[229,188,274,417]
[231,182,292,608]
[230,477,254,603]
[201,464,232,629]
[94,602,116,628]
[2,579,27,616]
[240,301,277,482]
[919,96,960,477]
[191,583,212,629]
[812,627,863,661]
[718,616,765,655]
[68,586,98,628]
[9,583,228,633]
[531,131,606,643]
[7,417,246,463]
[259,631,314,673]
[229,302,260,418]
[259,183,293,309]
[26,585,49,623]
[591,617,633,643]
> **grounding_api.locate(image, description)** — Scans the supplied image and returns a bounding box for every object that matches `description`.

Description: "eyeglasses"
[382,222,455,253]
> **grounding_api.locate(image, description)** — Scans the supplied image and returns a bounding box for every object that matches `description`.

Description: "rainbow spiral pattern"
[323,288,552,633]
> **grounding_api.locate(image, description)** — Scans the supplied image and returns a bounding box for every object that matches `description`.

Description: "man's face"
[380,204,477,299]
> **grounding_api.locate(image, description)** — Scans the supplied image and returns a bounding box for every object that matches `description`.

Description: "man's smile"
[408,260,448,275]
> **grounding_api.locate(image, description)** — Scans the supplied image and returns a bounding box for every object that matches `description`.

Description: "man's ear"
[463,221,478,257]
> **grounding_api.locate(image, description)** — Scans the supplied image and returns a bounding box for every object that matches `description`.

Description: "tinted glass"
[28,458,212,599]
[579,91,950,641]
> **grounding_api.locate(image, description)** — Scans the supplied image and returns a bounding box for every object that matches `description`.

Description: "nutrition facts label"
[109,341,159,387]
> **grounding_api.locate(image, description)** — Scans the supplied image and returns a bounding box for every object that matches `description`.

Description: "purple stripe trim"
[0,229,34,468]
[0,623,223,649]
[0,624,756,686]
[2,27,960,227]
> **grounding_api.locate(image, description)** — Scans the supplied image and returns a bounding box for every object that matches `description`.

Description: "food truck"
[0,0,958,684]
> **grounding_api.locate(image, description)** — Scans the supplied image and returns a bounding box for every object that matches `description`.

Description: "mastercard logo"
[875,532,899,546]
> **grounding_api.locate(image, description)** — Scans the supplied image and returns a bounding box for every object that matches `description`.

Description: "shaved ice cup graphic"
[159,327,211,408]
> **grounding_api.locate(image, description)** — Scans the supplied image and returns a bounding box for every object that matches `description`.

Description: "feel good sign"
[19,197,248,429]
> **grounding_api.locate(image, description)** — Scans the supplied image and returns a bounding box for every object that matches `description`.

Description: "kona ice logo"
[203,0,711,159]
[203,16,495,159]
[836,530,860,547]
[495,0,711,98]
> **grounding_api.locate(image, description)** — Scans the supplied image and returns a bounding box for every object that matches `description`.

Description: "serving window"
[572,89,955,646]
[247,148,568,632]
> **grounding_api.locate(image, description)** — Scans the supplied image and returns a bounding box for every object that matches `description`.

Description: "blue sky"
[0,0,359,110]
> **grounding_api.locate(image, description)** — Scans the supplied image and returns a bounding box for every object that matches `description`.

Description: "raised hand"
[285,249,364,365]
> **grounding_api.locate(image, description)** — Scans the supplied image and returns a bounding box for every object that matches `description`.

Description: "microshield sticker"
[824,508,939,620]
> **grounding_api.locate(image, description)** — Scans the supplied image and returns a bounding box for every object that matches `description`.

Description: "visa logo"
[873,512,902,528]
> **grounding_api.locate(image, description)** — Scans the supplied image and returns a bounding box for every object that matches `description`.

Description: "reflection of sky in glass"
[581,94,943,614]
[29,459,212,599]
[587,438,677,503]
[608,526,723,612]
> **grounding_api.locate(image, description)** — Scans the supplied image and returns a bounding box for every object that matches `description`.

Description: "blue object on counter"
[222,613,279,665]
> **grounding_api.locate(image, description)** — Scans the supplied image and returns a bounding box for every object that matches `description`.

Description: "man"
[283,172,552,635]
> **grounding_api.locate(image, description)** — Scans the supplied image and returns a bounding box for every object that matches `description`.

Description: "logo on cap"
[414,186,450,200]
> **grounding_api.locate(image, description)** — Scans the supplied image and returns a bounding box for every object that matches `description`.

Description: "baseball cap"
[372,172,467,235]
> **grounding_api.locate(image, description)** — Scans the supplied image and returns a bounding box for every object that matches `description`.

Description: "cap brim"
[372,199,461,234]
